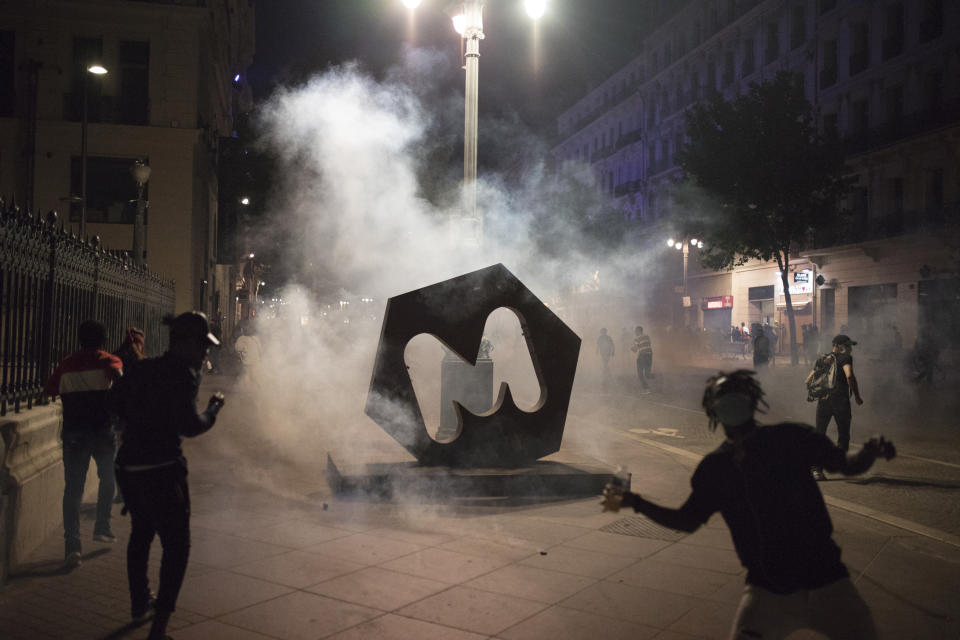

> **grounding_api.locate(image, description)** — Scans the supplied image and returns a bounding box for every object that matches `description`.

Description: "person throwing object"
[602,369,895,639]
[111,312,225,639]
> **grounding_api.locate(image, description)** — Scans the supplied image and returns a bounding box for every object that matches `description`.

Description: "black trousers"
[636,354,652,389]
[815,397,852,452]
[116,464,191,614]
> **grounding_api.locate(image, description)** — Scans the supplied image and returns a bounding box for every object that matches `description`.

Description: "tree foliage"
[675,71,852,362]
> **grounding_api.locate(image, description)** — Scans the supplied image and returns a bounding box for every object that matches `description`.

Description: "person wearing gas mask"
[602,369,895,640]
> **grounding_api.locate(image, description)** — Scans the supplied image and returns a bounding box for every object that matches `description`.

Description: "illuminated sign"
[776,269,813,296]
[703,295,734,310]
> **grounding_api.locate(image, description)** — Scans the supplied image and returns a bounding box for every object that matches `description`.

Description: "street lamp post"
[405,1,544,246]
[449,0,484,245]
[130,159,151,267]
[667,236,703,327]
[80,63,108,239]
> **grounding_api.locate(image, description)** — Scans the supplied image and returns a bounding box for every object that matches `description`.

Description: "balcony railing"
[842,99,960,156]
[615,129,644,150]
[808,203,958,249]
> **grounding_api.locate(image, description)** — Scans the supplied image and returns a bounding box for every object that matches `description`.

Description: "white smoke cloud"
[220,48,666,502]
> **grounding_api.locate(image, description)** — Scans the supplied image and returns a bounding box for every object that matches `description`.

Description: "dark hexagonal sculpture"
[365,263,581,467]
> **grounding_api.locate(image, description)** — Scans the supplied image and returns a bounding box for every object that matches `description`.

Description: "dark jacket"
[112,353,219,467]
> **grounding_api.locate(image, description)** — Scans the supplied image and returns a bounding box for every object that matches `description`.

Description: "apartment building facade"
[552,0,958,351]
[0,0,255,315]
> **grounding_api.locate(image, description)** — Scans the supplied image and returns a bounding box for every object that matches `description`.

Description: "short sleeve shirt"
[684,423,849,593]
[833,351,852,399]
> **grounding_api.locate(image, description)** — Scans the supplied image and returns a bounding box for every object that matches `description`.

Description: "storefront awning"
[776,299,811,309]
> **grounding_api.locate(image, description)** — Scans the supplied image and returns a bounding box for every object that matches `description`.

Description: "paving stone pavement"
[2,392,959,639]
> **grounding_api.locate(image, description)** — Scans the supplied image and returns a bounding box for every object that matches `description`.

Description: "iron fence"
[0,200,175,416]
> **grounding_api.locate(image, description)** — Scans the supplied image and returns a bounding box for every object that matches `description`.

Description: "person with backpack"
[602,370,895,639]
[806,334,864,481]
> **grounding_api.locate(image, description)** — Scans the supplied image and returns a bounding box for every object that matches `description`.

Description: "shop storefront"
[702,295,734,332]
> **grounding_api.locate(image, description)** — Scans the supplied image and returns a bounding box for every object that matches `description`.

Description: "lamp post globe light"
[80,63,108,239]
[130,159,151,267]
[403,0,545,246]
[666,236,703,327]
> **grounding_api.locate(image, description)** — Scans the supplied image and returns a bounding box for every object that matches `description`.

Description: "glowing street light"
[524,0,547,19]
[79,62,108,238]
[666,235,703,327]
[240,196,250,205]
[404,0,544,246]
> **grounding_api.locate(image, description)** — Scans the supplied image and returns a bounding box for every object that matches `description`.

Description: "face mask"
[712,392,754,427]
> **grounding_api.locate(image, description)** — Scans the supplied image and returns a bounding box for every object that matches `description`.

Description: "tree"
[676,71,852,364]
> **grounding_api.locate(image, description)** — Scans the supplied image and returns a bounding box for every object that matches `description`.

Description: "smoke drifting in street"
[218,49,667,497]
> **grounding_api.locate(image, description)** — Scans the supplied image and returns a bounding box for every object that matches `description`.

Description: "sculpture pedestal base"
[325,451,620,502]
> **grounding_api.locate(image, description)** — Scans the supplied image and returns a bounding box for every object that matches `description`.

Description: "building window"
[885,85,903,129]
[791,6,806,49]
[851,98,869,136]
[723,50,734,86]
[764,22,779,64]
[0,30,14,117]
[924,168,944,212]
[888,177,904,217]
[923,69,944,113]
[119,40,149,125]
[849,23,869,76]
[69,156,147,224]
[68,37,104,122]
[920,0,943,42]
[820,40,837,88]
[822,112,838,140]
[882,3,904,60]
[742,38,755,76]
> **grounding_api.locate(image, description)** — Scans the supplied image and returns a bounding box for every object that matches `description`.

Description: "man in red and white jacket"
[45,320,123,567]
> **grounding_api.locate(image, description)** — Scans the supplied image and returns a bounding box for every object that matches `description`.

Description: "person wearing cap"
[809,334,863,481]
[601,370,895,639]
[111,311,225,640]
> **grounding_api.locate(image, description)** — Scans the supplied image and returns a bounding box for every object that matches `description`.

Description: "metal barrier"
[0,200,175,416]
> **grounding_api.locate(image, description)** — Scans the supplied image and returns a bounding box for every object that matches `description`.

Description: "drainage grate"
[600,516,688,541]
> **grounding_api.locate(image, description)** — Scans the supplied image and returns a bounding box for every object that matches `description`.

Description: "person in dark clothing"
[752,325,771,370]
[45,320,124,567]
[112,327,148,504]
[602,370,895,639]
[112,311,224,639]
[807,334,863,480]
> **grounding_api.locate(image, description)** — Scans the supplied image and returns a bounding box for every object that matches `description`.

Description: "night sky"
[248,0,653,134]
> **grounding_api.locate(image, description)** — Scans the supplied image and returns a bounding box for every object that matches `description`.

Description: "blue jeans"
[62,430,116,553]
